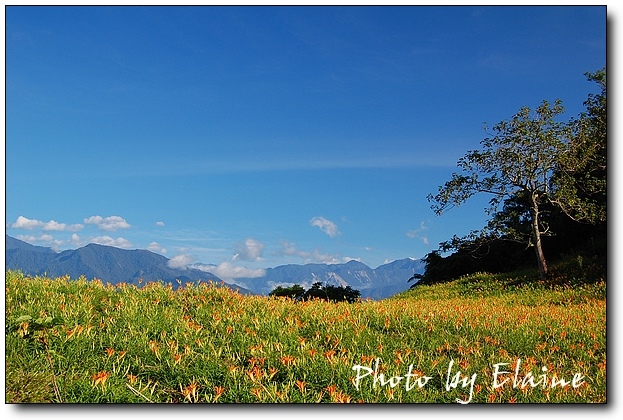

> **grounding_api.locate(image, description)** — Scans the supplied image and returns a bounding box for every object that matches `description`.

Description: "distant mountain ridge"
[228,256,425,299]
[5,235,424,299]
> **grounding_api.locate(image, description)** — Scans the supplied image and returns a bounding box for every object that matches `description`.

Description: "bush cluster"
[269,282,360,303]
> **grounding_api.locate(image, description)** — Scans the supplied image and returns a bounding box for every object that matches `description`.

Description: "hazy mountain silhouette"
[231,257,425,299]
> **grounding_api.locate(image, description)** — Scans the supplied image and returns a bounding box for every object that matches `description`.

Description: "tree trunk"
[530,196,549,280]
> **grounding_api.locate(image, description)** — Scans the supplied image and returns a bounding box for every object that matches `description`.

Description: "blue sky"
[4,5,606,283]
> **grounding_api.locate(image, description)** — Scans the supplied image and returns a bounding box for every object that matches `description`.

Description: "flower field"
[5,264,606,403]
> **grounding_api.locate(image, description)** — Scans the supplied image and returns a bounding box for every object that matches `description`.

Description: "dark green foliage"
[425,68,607,281]
[269,282,361,303]
[410,241,534,287]
[413,194,606,288]
[268,284,305,300]
[303,282,361,303]
[553,67,607,224]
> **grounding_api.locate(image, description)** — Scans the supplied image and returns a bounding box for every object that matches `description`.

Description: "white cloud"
[310,216,341,238]
[84,216,103,224]
[70,234,82,245]
[42,220,66,231]
[280,240,342,264]
[10,216,82,232]
[155,221,165,227]
[91,236,132,248]
[16,234,40,243]
[309,250,341,264]
[233,238,265,261]
[194,262,266,282]
[147,242,167,254]
[406,221,429,244]
[26,234,63,251]
[84,215,131,231]
[42,220,83,232]
[168,254,194,269]
[11,216,44,229]
[281,240,298,256]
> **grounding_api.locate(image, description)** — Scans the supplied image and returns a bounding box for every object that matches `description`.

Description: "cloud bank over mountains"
[8,215,133,252]
[10,215,83,232]
[10,215,132,233]
[7,213,427,280]
[192,262,266,281]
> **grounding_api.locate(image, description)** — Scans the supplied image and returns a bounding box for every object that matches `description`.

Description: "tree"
[324,284,361,303]
[269,282,361,303]
[302,282,327,301]
[302,282,361,303]
[268,284,305,301]
[408,231,535,287]
[553,68,606,224]
[428,99,569,280]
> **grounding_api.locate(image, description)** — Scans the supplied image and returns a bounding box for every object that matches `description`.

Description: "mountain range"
[4,235,249,293]
[226,257,424,299]
[5,235,424,299]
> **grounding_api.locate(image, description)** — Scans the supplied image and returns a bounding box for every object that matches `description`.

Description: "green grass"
[5,259,606,403]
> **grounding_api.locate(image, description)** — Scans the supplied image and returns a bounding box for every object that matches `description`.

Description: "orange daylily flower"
[251,387,263,400]
[332,390,352,403]
[324,385,337,399]
[324,350,336,363]
[92,371,110,388]
[279,355,296,366]
[296,380,306,393]
[213,386,225,402]
[181,381,200,402]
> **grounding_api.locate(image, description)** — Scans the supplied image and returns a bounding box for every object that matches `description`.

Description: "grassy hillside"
[5,260,606,403]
